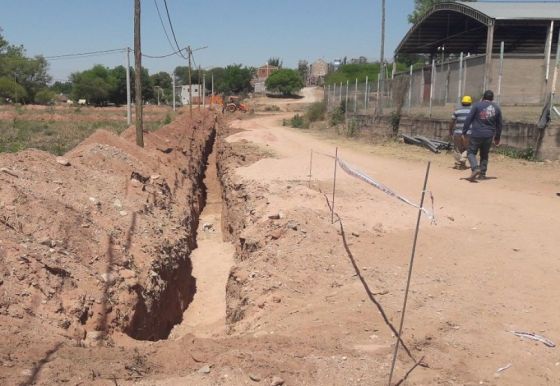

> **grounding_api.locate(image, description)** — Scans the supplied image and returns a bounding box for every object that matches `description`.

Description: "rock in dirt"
[270,376,285,386]
[100,272,116,284]
[249,373,262,382]
[55,157,71,166]
[198,365,211,374]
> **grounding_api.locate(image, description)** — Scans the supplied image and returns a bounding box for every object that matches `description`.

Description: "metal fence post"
[354,78,358,113]
[498,42,505,104]
[408,65,413,111]
[365,75,369,111]
[429,59,435,118]
[458,52,464,103]
[345,80,349,122]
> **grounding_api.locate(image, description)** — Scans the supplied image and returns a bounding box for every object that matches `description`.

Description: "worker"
[462,90,503,181]
[449,95,473,169]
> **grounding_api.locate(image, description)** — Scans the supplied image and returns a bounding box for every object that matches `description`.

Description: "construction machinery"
[224,96,248,113]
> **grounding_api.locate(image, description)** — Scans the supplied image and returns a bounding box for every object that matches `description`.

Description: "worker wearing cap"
[449,95,473,169]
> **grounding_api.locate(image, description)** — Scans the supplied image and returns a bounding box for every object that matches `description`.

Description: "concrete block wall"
[349,113,560,160]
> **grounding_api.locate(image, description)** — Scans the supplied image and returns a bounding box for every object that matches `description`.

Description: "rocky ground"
[1,89,559,385]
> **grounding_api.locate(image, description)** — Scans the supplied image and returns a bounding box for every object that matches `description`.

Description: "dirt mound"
[0,111,216,382]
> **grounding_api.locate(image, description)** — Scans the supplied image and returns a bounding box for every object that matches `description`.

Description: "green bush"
[289,114,306,128]
[163,113,172,124]
[305,101,326,123]
[345,118,358,137]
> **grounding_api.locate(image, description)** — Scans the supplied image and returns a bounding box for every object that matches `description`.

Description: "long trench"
[169,135,235,339]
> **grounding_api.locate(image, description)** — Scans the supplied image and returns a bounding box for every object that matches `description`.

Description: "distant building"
[309,59,329,85]
[181,84,203,105]
[253,64,279,94]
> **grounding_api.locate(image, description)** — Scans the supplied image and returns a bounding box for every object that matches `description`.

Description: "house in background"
[252,64,279,94]
[309,59,329,85]
[181,84,203,105]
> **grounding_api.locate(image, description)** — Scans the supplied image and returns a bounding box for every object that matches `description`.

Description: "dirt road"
[219,89,559,384]
[1,89,558,385]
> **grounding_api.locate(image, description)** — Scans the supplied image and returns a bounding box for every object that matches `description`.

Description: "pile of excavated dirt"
[0,110,216,384]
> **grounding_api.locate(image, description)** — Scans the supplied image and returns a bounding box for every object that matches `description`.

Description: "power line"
[141,47,185,59]
[153,0,179,55]
[44,48,124,60]
[163,0,187,59]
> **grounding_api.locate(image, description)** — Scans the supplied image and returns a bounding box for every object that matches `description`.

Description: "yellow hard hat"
[461,95,473,105]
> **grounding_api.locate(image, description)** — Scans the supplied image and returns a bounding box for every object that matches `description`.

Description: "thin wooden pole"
[387,161,431,386]
[308,149,313,187]
[331,147,338,224]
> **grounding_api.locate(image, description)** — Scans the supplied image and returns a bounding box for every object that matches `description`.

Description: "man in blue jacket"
[462,90,502,181]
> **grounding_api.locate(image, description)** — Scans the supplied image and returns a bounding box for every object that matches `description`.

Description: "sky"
[0,0,550,82]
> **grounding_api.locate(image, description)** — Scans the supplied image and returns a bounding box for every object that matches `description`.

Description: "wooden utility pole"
[134,0,143,147]
[126,47,131,125]
[198,65,202,110]
[188,46,193,119]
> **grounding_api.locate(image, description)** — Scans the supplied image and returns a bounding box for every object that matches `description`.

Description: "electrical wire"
[153,0,180,55]
[44,48,125,60]
[141,48,185,59]
[163,0,187,59]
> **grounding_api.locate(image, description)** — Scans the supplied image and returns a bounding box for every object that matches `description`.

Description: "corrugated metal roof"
[459,1,560,20]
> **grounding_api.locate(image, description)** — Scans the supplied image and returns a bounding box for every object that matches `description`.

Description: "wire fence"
[325,52,560,124]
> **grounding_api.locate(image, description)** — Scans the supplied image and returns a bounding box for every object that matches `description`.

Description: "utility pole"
[378,0,386,116]
[188,46,193,119]
[198,65,202,110]
[126,47,131,125]
[172,71,176,112]
[134,0,143,147]
[202,73,206,109]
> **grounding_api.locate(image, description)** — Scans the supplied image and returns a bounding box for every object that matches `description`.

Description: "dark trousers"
[467,137,493,175]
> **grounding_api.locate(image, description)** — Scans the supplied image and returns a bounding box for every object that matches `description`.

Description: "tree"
[265,69,304,96]
[150,71,172,103]
[0,76,27,102]
[221,65,254,95]
[70,65,113,106]
[0,30,51,103]
[297,60,309,84]
[408,0,476,24]
[51,81,73,95]
[268,57,282,68]
[34,89,55,105]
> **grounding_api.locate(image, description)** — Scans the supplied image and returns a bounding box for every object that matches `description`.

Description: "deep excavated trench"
[125,124,217,341]
[125,121,238,341]
[170,128,235,338]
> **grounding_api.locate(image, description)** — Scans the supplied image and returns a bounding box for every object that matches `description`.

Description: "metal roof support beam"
[484,21,495,91]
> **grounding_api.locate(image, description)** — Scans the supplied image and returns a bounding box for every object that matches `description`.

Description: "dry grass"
[0,104,173,155]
